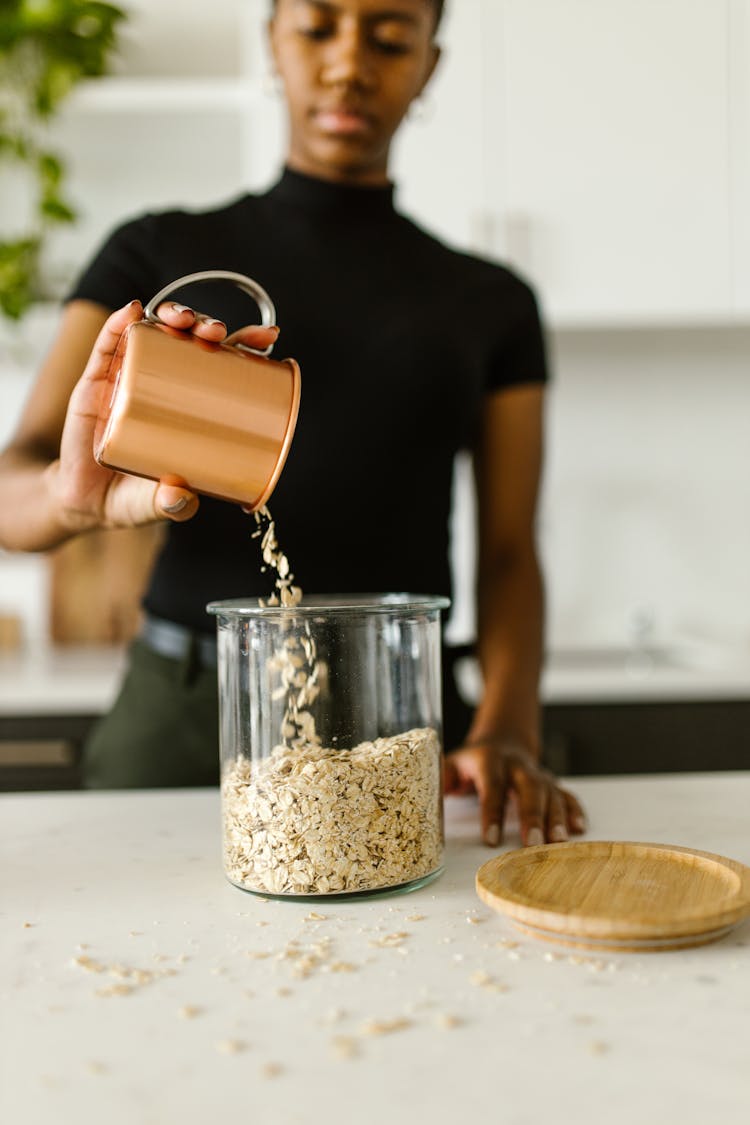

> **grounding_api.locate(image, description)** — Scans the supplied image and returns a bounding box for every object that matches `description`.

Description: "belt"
[139,616,472,672]
[139,613,218,667]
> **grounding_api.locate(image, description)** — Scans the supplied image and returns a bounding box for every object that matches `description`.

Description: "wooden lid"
[476,840,750,951]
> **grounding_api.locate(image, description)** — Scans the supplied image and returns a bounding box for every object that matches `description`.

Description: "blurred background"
[1,0,749,786]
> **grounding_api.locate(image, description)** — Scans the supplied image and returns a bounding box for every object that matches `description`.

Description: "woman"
[0,0,584,846]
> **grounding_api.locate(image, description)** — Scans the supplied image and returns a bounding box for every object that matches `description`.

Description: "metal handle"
[143,270,277,357]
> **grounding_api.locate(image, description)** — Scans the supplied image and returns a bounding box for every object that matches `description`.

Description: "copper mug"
[93,270,301,509]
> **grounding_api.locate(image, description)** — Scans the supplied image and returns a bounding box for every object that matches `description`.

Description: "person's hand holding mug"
[48,300,279,534]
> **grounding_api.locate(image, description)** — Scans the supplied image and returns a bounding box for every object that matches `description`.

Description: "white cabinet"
[729,0,750,315]
[483,0,736,325]
[43,0,277,295]
[391,0,486,253]
[400,0,748,327]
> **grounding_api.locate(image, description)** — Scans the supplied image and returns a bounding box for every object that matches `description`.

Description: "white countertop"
[3,641,750,717]
[2,773,749,1125]
[0,646,128,716]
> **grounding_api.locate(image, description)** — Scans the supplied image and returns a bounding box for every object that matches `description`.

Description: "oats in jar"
[222,727,442,895]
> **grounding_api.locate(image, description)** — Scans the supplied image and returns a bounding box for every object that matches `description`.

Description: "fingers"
[457,748,509,848]
[155,301,281,351]
[514,767,548,847]
[442,753,475,796]
[226,324,281,350]
[562,787,587,835]
[546,787,569,842]
[519,777,585,846]
[444,742,586,850]
[479,756,508,848]
[154,481,200,523]
[155,301,226,342]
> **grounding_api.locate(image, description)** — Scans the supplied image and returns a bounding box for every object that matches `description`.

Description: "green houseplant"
[0,0,126,319]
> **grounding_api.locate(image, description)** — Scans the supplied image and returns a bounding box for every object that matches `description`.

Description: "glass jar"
[207,594,449,899]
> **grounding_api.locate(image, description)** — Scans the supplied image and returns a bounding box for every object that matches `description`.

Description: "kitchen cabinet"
[0,646,126,792]
[397,0,742,326]
[483,0,737,325]
[543,699,750,776]
[43,0,274,296]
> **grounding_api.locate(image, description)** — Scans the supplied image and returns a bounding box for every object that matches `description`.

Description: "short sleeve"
[65,212,162,312]
[484,275,549,393]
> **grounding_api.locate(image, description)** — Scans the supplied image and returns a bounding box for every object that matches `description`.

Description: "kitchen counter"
[2,773,749,1125]
[3,639,750,717]
[0,645,127,716]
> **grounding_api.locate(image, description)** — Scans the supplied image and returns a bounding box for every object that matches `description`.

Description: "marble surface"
[2,773,749,1125]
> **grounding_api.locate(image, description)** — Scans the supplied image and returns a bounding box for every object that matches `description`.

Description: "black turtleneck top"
[68,168,548,633]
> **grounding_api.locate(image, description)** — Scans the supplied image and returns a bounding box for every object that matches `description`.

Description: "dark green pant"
[82,639,220,789]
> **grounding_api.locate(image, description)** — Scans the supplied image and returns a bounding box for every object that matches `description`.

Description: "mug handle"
[142,270,277,357]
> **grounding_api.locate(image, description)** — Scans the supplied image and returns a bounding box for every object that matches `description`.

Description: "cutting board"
[476,840,750,951]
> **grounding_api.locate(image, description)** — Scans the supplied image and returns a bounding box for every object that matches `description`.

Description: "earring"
[407,93,434,124]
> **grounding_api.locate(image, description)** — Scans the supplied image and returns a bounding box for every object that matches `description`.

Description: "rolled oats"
[215,1040,247,1055]
[223,727,442,895]
[359,1017,412,1037]
[434,1013,463,1030]
[95,983,134,997]
[369,932,410,948]
[331,1036,359,1060]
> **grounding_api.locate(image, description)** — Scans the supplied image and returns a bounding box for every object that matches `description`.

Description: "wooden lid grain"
[476,840,750,951]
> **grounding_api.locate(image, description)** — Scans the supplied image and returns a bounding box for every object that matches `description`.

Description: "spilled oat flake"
[216,1040,247,1055]
[359,1017,413,1037]
[71,953,177,996]
[331,1036,359,1061]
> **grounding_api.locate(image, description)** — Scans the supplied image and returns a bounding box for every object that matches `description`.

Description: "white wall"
[445,324,750,655]
[543,326,750,652]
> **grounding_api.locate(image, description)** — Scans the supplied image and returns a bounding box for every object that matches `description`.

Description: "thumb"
[154,481,200,522]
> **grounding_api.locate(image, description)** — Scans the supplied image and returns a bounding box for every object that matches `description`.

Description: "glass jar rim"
[207,592,451,619]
